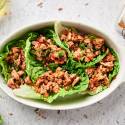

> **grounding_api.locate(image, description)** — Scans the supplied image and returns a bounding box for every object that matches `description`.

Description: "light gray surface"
[0,0,125,125]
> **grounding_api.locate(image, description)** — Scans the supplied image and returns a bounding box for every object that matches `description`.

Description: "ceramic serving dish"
[0,21,125,110]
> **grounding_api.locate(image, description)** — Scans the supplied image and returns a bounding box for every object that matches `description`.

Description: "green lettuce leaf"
[76,49,109,69]
[0,39,26,82]
[87,48,119,95]
[48,63,58,72]
[24,32,47,82]
[0,59,10,81]
[53,22,71,56]
[108,48,119,82]
[14,73,89,103]
[13,84,42,99]
[87,86,107,95]
[87,34,97,40]
[54,21,109,66]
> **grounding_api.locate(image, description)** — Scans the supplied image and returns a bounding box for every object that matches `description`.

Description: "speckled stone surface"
[0,0,125,125]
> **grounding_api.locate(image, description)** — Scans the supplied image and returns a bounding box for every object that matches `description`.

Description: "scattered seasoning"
[83,114,88,119]
[8,11,12,15]
[41,115,47,119]
[34,108,47,119]
[8,113,13,116]
[58,7,63,11]
[4,12,7,15]
[84,3,89,6]
[76,109,80,111]
[97,101,102,104]
[116,120,119,125]
[37,0,43,8]
[65,110,67,115]
[102,112,105,116]
[119,94,122,97]
[77,14,80,17]
[4,11,12,16]
[76,120,79,123]
[57,110,60,114]
[34,108,39,112]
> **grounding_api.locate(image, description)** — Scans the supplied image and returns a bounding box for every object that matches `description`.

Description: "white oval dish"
[0,21,125,110]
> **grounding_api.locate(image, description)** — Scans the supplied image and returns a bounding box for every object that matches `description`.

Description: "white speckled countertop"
[0,0,125,125]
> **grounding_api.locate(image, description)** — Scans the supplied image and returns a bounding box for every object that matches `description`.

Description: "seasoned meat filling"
[60,30,105,62]
[6,47,32,89]
[86,52,115,90]
[6,47,26,70]
[32,35,67,64]
[34,67,80,97]
[49,49,67,64]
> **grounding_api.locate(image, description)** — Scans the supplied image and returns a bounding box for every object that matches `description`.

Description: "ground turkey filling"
[5,30,116,97]
[6,47,80,97]
[6,47,32,89]
[31,35,67,65]
[85,52,115,90]
[34,67,80,97]
[60,29,105,62]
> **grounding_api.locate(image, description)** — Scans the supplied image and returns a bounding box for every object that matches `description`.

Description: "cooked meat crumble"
[32,35,67,65]
[34,67,80,97]
[60,30,105,62]
[6,47,26,70]
[85,52,115,90]
[6,47,32,89]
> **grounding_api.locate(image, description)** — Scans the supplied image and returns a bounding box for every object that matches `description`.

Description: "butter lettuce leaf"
[0,39,26,82]
[76,49,109,69]
[24,32,47,82]
[87,86,107,95]
[13,84,42,99]
[108,48,119,82]
[14,73,89,103]
[87,48,119,95]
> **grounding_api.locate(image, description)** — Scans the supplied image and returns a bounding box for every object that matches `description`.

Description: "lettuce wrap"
[0,22,120,103]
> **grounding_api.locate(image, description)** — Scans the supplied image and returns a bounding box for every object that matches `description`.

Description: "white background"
[0,0,125,125]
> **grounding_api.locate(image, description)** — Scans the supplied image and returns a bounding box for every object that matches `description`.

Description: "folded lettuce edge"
[87,48,120,95]
[13,74,89,103]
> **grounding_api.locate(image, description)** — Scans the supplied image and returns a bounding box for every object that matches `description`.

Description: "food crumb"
[58,7,63,11]
[119,94,122,97]
[37,0,43,8]
[102,112,105,115]
[77,14,80,17]
[8,11,12,15]
[65,110,67,115]
[83,114,88,119]
[57,110,60,114]
[116,120,119,125]
[34,108,47,119]
[84,3,89,6]
[4,12,8,15]
[34,108,39,112]
[4,11,12,16]
[8,113,13,116]
[97,101,102,104]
